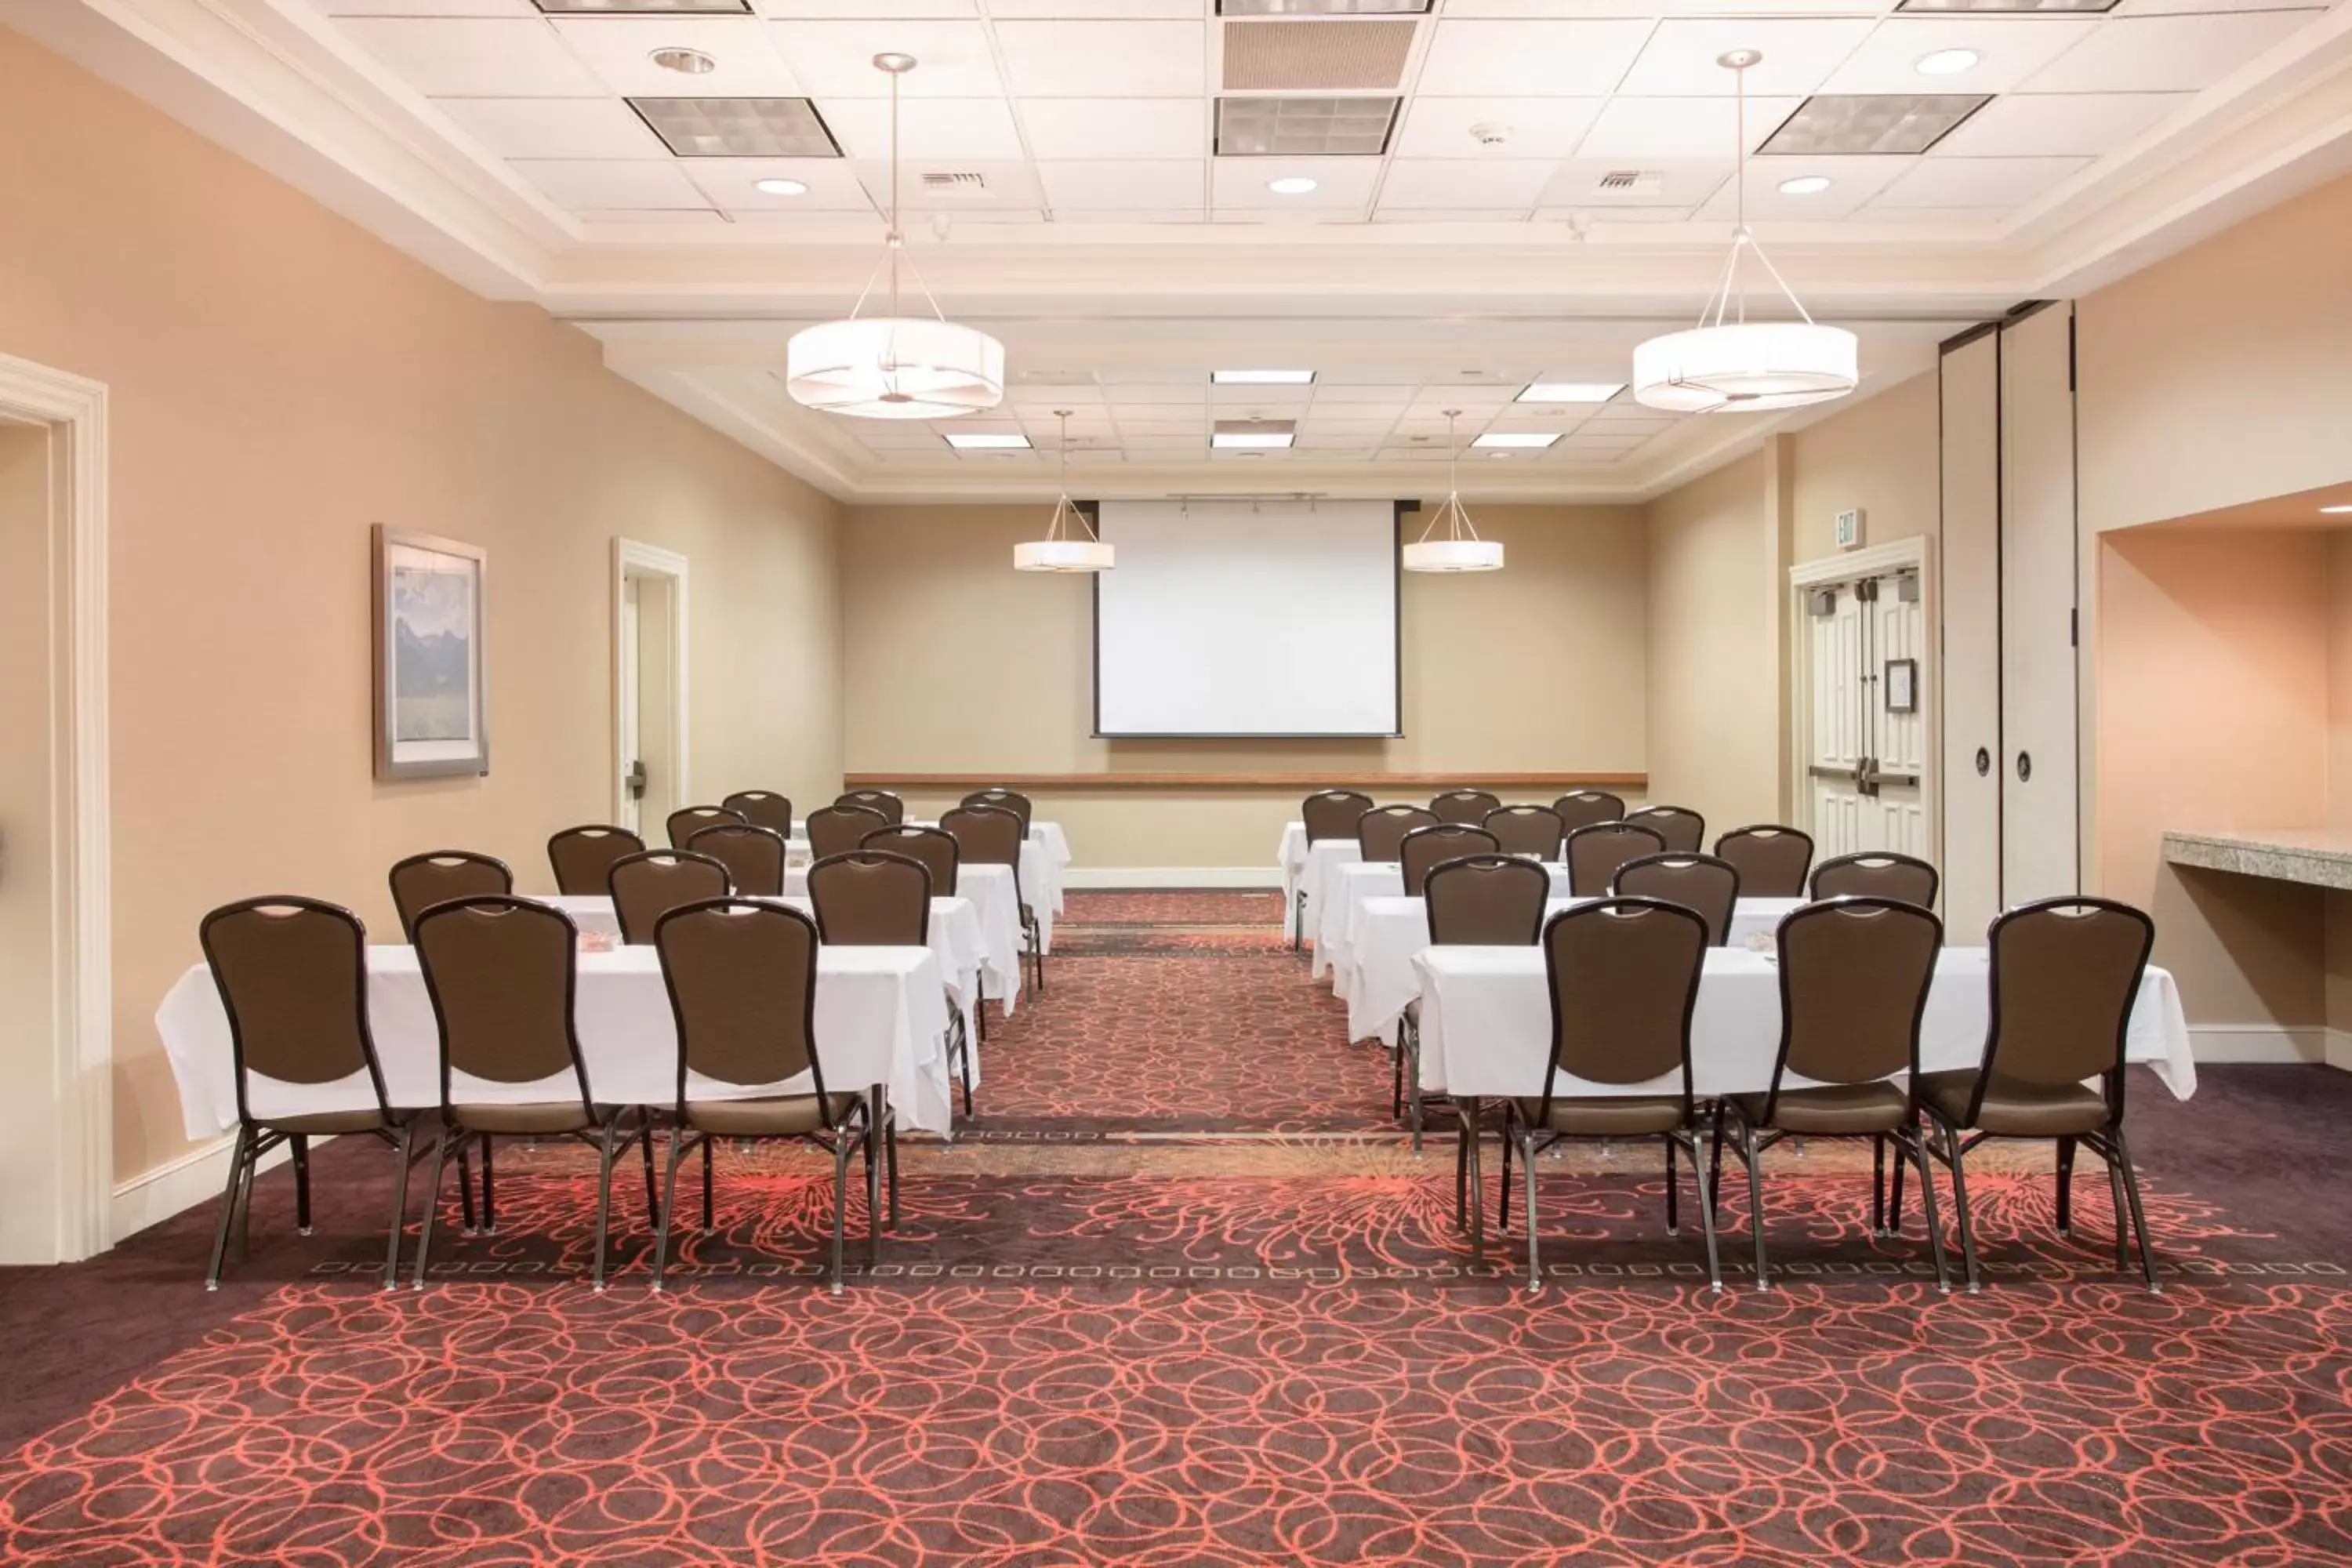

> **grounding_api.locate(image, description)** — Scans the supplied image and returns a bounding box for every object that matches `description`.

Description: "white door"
[1998,303,2081,904]
[1940,329,2003,940]
[0,421,60,1263]
[1804,570,1929,868]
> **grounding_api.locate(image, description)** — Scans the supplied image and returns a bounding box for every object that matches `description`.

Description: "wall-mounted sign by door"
[1835,508,1866,550]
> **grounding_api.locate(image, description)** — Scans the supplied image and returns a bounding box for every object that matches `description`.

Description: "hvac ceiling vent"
[626,97,840,158]
[1595,169,1664,194]
[1221,19,1419,91]
[1759,95,1991,156]
[1215,96,1400,156]
[921,171,989,191]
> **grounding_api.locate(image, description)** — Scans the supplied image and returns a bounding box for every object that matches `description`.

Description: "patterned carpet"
[4,890,2352,1565]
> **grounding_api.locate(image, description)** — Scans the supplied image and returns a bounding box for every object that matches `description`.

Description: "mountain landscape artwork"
[374,525,488,780]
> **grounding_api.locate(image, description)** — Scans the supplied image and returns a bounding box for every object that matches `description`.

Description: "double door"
[1806,570,1929,862]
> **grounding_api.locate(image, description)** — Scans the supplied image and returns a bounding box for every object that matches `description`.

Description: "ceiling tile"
[1817,16,2102,93]
[549,16,805,94]
[758,1,976,14]
[815,96,1022,157]
[313,0,535,14]
[1616,19,1878,96]
[985,0,1200,14]
[1870,153,2091,205]
[1695,154,1921,218]
[768,20,1004,94]
[993,20,1209,95]
[576,207,729,223]
[510,157,711,207]
[2016,10,2318,93]
[1210,155,1381,209]
[1842,203,2011,222]
[1417,20,1659,96]
[1378,159,1559,208]
[1929,89,2190,154]
[1373,209,1536,222]
[1039,160,1209,209]
[681,156,877,207]
[1555,203,1699,222]
[336,17,607,95]
[1534,157,1731,206]
[2113,0,2317,12]
[1312,383,1418,402]
[1392,96,1606,158]
[1020,98,1207,158]
[434,96,667,158]
[1577,96,1806,158]
[1050,209,1210,223]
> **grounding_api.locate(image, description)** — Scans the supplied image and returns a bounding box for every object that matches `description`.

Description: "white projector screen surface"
[1093,500,1400,738]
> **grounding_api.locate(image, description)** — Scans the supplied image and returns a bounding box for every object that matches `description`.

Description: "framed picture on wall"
[373,525,489,779]
[1884,657,1918,715]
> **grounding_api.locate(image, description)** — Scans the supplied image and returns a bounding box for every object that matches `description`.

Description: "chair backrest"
[1425,855,1550,946]
[412,895,590,1109]
[1552,790,1624,833]
[1979,897,2155,1111]
[1625,804,1705,853]
[836,789,905,826]
[960,788,1032,832]
[388,851,514,943]
[1768,897,1943,1117]
[1564,820,1666,896]
[546,825,644,897]
[199,897,389,1126]
[808,851,931,946]
[655,898,829,1112]
[1400,822,1501,897]
[1540,898,1708,1119]
[720,789,793,837]
[806,803,889,862]
[667,804,747,851]
[863,824,959,898]
[1613,852,1741,947]
[1301,789,1375,844]
[940,803,1022,869]
[1810,851,1940,909]
[608,849,731,946]
[1358,804,1439,862]
[687,822,789,898]
[1483,804,1565,861]
[1429,788,1501,826]
[1713,825,1814,898]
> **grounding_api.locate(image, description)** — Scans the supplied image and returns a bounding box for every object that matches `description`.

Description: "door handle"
[2015,750,2032,783]
[1976,747,1991,777]
[626,760,648,800]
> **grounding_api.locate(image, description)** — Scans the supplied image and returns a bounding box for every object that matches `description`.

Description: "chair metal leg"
[1941,1124,1982,1294]
[480,1134,495,1235]
[1903,1127,1951,1294]
[638,1121,659,1230]
[1664,1137,1679,1237]
[590,1121,622,1293]
[1708,1102,1726,1221]
[1496,1124,1512,1231]
[1462,1096,1486,1265]
[456,1145,477,1235]
[1391,1024,1406,1120]
[1740,1120,1770,1292]
[829,1137,851,1296]
[382,1122,416,1292]
[233,1139,260,1263]
[2056,1134,2077,1237]
[864,1101,883,1265]
[1521,1131,1541,1294]
[701,1135,715,1231]
[652,1127,690,1292]
[1887,1134,1905,1232]
[885,1117,900,1230]
[1454,1111,1470,1229]
[1407,1039,1425,1156]
[1686,1132,1724,1293]
[1871,1134,1886,1236]
[2109,1127,2161,1294]
[412,1127,454,1290]
[292,1134,313,1236]
[1292,891,1305,953]
[957,1017,975,1117]
[205,1126,251,1290]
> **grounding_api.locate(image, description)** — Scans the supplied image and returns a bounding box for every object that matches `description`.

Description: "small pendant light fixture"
[1401,411,1504,573]
[1631,49,1858,414]
[784,53,1005,419]
[1013,411,1114,572]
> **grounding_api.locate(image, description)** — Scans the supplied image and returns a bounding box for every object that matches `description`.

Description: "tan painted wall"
[839,503,1649,865]
[0,29,844,1185]
[1788,371,1940,567]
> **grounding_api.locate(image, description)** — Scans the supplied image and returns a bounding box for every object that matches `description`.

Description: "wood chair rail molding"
[844,773,1648,792]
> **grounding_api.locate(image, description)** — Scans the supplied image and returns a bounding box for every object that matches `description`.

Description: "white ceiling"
[13,0,2350,499]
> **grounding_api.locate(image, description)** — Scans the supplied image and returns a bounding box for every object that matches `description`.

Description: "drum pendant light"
[1401,411,1504,573]
[1014,411,1114,572]
[1632,50,1858,415]
[784,53,1004,419]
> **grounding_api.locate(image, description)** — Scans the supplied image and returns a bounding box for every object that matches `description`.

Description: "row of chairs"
[1394,818,1938,908]
[645,786,1036,855]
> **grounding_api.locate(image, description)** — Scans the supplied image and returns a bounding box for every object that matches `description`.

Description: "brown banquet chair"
[1614,851,1741,947]
[721,790,793,838]
[547,825,644,897]
[1552,790,1624,834]
[1564,820,1665,896]
[389,850,514,943]
[687,822,789,898]
[1811,851,1940,910]
[1406,855,1549,1157]
[1296,789,1375,952]
[608,848,731,946]
[667,804,746,851]
[808,803,889,862]
[1483,804,1566,861]
[1430,788,1502,826]
[836,789,906,826]
[808,850,931,947]
[1625,804,1705,854]
[1713,826,1815,898]
[961,788,1033,833]
[1400,822,1499,898]
[864,823,960,898]
[942,803,1044,996]
[1358,804,1439,863]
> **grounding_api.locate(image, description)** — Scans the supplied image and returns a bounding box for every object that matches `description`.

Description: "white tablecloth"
[1030,822,1071,922]
[1412,946,2197,1102]
[535,894,984,1047]
[1279,826,1363,944]
[156,943,960,1138]
[783,862,1024,1014]
[1314,861,1574,984]
[1342,895,1805,1045]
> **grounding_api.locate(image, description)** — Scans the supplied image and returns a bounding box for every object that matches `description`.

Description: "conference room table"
[1313,860,1581,984]
[1409,942,2197,1258]
[774,862,1025,1015]
[155,941,962,1141]
[1341,895,1805,1045]
[790,820,1067,950]
[1276,822,1355,944]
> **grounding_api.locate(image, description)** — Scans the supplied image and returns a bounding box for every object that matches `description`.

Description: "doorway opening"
[1788,538,1937,880]
[614,540,688,838]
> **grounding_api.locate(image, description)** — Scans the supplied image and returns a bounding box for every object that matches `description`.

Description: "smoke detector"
[1467,121,1510,147]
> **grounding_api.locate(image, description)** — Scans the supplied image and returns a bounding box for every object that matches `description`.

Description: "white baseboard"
[1063,867,1283,889]
[111,1132,295,1244]
[2187,1024,2329,1064]
[2330,1029,2352,1071]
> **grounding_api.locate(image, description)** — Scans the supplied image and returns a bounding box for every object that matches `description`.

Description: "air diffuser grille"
[1221,20,1418,91]
[1215,96,1400,156]
[626,97,840,158]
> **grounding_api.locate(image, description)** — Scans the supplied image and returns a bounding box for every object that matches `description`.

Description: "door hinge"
[1857,577,1879,603]
[2067,313,2078,394]
[2069,608,2078,648]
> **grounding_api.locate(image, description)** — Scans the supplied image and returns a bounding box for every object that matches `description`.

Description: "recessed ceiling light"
[1777,175,1834,196]
[2323,505,2352,515]
[1472,432,1560,449]
[943,432,1031,450]
[1212,368,1316,384]
[1213,419,1298,448]
[1267,176,1319,196]
[1915,48,1982,75]
[753,177,808,196]
[651,46,717,74]
[1517,382,1624,403]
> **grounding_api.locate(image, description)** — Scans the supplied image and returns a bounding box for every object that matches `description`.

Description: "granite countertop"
[2161,828,2352,891]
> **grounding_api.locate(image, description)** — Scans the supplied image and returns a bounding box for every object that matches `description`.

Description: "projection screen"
[1092,499,1401,739]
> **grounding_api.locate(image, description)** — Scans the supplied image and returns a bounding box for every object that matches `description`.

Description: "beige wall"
[0,28,843,1185]
[1788,370,1940,567]
[839,503,1648,865]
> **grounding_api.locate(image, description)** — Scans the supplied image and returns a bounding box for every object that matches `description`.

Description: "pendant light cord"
[1412,411,1483,546]
[1045,411,1103,546]
[1692,50,1817,332]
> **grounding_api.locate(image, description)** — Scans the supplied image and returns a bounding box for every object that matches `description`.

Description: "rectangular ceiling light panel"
[1219,0,1432,13]
[944,432,1033,450]
[1215,96,1401,156]
[1518,382,1624,404]
[1896,0,2118,10]
[1213,419,1298,448]
[1221,20,1419,91]
[1471,432,1560,449]
[1213,369,1317,384]
[1759,94,1991,156]
[535,0,750,10]
[628,97,840,158]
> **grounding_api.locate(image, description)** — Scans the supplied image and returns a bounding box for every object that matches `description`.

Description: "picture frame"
[1884,656,1918,715]
[373,524,488,780]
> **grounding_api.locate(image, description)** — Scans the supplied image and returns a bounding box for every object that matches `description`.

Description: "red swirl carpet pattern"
[2,890,2350,1565]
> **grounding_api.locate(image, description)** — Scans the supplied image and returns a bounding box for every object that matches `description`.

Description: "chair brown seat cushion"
[688,1093,860,1138]
[1730,1082,1910,1135]
[1514,1095,1686,1137]
[448,1102,606,1135]
[1920,1069,2109,1137]
[263,1107,414,1137]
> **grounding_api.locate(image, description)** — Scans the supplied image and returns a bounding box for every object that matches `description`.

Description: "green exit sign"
[1835,509,1865,549]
